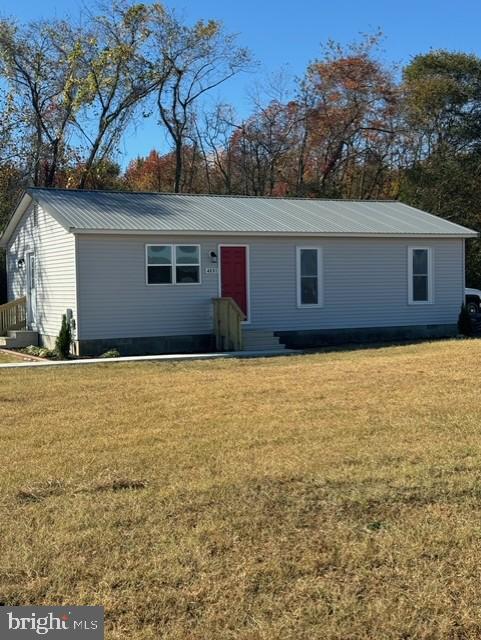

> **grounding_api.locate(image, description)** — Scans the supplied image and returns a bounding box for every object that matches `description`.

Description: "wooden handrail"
[0,296,27,336]
[212,297,246,351]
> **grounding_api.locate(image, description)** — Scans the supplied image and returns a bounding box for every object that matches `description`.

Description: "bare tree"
[152,11,252,192]
[195,104,238,193]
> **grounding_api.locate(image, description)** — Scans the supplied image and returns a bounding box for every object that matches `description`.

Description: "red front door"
[220,246,248,318]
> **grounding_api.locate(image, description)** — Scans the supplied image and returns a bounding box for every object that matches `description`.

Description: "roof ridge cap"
[28,187,398,203]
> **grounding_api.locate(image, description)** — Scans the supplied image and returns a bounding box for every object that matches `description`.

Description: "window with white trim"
[146,244,200,285]
[297,247,322,306]
[408,247,432,303]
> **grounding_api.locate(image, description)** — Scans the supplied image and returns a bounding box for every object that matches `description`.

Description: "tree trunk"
[33,122,43,187]
[296,125,308,196]
[45,139,60,188]
[174,141,182,193]
[79,136,103,190]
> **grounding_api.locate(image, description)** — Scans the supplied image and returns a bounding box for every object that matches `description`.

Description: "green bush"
[21,345,57,359]
[99,348,121,358]
[55,314,72,358]
[458,303,473,336]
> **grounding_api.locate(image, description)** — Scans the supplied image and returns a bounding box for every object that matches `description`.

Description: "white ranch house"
[0,188,477,355]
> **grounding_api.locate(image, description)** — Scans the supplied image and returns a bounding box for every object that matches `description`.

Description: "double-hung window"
[297,247,322,307]
[146,244,201,285]
[408,247,433,304]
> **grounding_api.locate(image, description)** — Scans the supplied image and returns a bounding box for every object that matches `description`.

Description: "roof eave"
[0,192,33,248]
[70,227,479,239]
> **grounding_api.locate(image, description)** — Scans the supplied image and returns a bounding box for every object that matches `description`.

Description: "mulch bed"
[0,348,46,362]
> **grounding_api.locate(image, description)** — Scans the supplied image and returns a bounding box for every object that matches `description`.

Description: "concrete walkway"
[0,349,299,369]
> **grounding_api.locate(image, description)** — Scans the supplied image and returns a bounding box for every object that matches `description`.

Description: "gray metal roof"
[26,188,479,237]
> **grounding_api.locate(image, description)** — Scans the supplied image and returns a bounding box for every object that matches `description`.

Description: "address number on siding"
[205,267,218,273]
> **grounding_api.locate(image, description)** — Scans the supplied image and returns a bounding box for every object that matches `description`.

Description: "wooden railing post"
[212,297,245,352]
[0,296,27,336]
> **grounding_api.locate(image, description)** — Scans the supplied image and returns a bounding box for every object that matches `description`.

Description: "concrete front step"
[242,330,285,351]
[243,339,282,348]
[0,330,38,349]
[243,331,280,338]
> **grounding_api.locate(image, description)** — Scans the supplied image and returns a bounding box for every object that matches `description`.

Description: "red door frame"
[218,244,250,322]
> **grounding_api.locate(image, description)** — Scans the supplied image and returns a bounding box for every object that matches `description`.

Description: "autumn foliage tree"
[121,34,402,200]
[4,12,481,291]
[124,150,175,192]
[297,35,399,198]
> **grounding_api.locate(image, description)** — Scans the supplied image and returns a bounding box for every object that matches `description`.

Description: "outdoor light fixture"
[17,258,25,271]
[209,251,218,264]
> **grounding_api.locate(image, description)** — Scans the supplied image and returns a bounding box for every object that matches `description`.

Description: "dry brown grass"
[0,350,23,363]
[1,339,481,639]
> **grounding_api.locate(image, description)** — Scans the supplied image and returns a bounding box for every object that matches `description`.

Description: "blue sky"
[2,0,481,164]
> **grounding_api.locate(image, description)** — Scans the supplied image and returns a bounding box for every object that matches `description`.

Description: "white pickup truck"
[465,288,481,314]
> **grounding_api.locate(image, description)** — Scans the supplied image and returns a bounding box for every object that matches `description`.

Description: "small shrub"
[21,345,57,359]
[21,345,41,357]
[458,304,473,337]
[55,314,72,358]
[99,348,121,358]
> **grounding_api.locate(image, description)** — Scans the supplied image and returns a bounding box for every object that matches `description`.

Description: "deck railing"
[0,296,27,336]
[212,297,246,351]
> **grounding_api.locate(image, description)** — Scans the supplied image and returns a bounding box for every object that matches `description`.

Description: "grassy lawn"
[2,339,481,639]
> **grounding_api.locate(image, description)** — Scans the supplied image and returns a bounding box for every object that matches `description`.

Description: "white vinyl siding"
[6,203,77,342]
[75,235,464,340]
